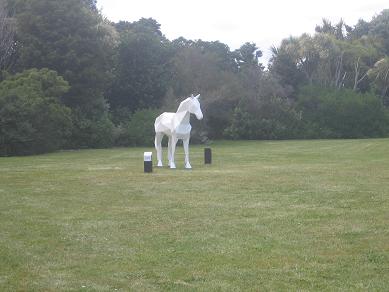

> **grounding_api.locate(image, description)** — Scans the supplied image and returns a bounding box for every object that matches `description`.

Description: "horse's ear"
[195,94,200,99]
[190,94,194,99]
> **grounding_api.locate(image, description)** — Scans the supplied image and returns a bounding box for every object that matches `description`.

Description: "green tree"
[315,18,352,40]
[269,35,319,91]
[340,39,379,91]
[10,0,116,147]
[167,39,240,138]
[0,1,16,72]
[233,42,263,70]
[166,38,237,100]
[108,18,173,118]
[310,34,378,91]
[0,68,72,156]
[271,29,380,93]
[269,45,305,98]
[202,72,244,138]
[368,9,389,55]
[349,19,370,40]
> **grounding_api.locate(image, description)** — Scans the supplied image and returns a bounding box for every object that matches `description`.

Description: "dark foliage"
[297,86,389,138]
[0,69,72,156]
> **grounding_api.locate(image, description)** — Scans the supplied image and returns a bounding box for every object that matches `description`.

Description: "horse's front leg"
[183,136,191,169]
[169,135,178,169]
[155,132,163,167]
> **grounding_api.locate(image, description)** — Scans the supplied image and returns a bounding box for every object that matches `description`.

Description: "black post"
[204,148,212,164]
[144,152,153,173]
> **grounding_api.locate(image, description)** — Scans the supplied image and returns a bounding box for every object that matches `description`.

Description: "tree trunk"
[353,57,368,91]
[335,52,344,88]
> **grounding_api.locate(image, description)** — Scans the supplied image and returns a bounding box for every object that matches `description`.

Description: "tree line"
[1,0,389,156]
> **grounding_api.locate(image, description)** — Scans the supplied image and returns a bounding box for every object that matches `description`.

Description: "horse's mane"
[176,98,190,113]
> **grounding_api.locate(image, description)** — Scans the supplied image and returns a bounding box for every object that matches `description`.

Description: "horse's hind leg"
[155,132,163,167]
[167,136,172,167]
[183,136,191,169]
[169,135,178,169]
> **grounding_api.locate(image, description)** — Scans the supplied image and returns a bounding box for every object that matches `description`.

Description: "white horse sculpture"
[154,94,203,169]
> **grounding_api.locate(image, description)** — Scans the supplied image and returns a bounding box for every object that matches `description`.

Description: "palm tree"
[368,57,389,98]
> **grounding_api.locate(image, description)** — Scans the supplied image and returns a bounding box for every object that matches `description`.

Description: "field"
[0,139,388,291]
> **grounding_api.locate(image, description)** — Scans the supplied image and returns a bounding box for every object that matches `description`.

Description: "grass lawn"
[0,139,388,291]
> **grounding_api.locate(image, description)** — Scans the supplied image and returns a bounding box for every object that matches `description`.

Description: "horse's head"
[189,94,203,120]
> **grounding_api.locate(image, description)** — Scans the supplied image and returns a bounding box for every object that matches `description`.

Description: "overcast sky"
[97,0,387,64]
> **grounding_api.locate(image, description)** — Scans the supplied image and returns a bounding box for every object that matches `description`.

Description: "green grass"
[0,139,388,291]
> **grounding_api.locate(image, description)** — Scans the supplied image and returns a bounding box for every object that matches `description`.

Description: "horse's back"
[155,112,175,133]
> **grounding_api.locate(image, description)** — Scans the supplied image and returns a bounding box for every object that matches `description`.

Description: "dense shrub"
[114,108,160,146]
[224,96,303,140]
[297,86,389,138]
[67,107,114,149]
[0,69,72,156]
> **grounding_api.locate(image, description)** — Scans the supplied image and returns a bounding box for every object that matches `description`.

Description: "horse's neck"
[175,100,190,126]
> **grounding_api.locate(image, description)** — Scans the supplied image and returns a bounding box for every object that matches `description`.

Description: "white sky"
[97,0,388,64]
